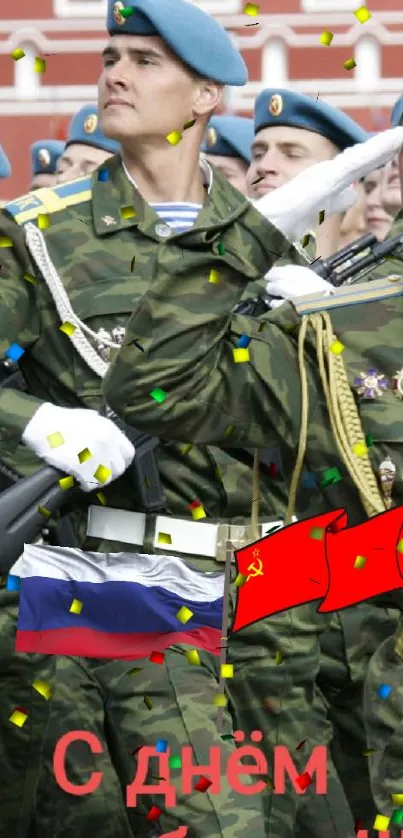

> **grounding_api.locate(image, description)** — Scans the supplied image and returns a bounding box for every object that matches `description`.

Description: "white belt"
[87,506,297,561]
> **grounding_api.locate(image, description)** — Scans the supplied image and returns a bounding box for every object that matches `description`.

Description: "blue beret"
[66,105,120,154]
[31,140,64,176]
[201,116,254,164]
[391,94,403,128]
[106,0,247,86]
[254,89,368,150]
[0,143,11,179]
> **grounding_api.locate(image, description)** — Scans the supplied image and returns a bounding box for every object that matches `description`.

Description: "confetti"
[147,805,163,821]
[96,492,107,505]
[38,506,52,518]
[353,442,368,458]
[377,684,392,700]
[32,680,53,700]
[217,242,225,255]
[158,532,172,545]
[194,776,212,793]
[0,236,12,248]
[354,555,366,569]
[243,2,259,15]
[237,335,251,349]
[94,465,112,483]
[5,343,25,362]
[296,739,307,751]
[275,650,283,665]
[319,31,334,46]
[70,598,83,615]
[47,431,64,448]
[300,234,311,248]
[188,500,206,521]
[121,206,136,219]
[267,462,277,479]
[176,605,193,624]
[343,58,357,71]
[224,425,235,438]
[318,210,325,225]
[309,527,325,541]
[59,476,74,490]
[301,472,317,489]
[398,540,403,554]
[6,574,20,591]
[391,809,403,825]
[354,5,371,23]
[149,651,165,664]
[296,772,312,791]
[169,755,182,768]
[392,794,403,805]
[23,272,37,284]
[183,119,196,131]
[150,387,167,403]
[373,815,390,831]
[98,169,109,182]
[329,340,344,355]
[233,347,250,363]
[166,131,182,146]
[251,175,264,186]
[321,467,342,487]
[213,693,227,707]
[38,213,50,230]
[144,695,153,710]
[235,573,247,587]
[60,321,76,336]
[130,256,136,272]
[120,5,134,17]
[9,707,28,727]
[127,666,142,676]
[11,48,25,61]
[34,57,46,73]
[220,664,234,678]
[180,443,193,455]
[78,448,92,463]
[186,650,201,665]
[209,269,220,284]
[363,748,377,756]
[220,734,234,741]
[156,739,168,753]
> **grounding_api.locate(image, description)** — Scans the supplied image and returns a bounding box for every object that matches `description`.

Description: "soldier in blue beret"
[29,140,64,190]
[55,104,121,183]
[201,115,254,194]
[0,143,11,181]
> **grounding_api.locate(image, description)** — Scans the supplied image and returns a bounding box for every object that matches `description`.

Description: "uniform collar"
[121,155,214,196]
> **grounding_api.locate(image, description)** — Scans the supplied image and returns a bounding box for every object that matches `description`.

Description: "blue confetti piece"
[156,738,168,753]
[5,343,25,362]
[301,472,317,489]
[98,169,109,182]
[6,574,21,591]
[377,684,392,700]
[237,335,251,349]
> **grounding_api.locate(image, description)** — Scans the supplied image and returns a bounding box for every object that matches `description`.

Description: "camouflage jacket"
[0,155,296,545]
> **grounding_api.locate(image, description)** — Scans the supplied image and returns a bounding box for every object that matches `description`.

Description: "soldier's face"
[30,173,57,190]
[98,35,222,145]
[363,168,393,241]
[56,144,113,183]
[246,125,338,198]
[380,155,401,216]
[204,154,248,194]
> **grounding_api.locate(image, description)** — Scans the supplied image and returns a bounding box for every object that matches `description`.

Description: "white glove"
[266,264,334,308]
[22,403,135,492]
[253,127,403,242]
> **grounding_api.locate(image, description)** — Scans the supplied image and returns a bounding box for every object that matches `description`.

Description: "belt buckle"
[215,523,257,563]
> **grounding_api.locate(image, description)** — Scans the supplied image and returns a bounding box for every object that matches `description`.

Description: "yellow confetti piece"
[300,234,311,248]
[144,695,153,710]
[191,505,206,521]
[11,48,25,61]
[180,444,193,455]
[354,5,371,23]
[158,532,172,545]
[176,606,193,625]
[309,526,325,541]
[209,269,220,284]
[121,206,137,219]
[96,492,107,505]
[0,236,13,247]
[363,748,377,756]
[233,348,250,363]
[318,210,325,225]
[214,468,222,482]
[32,680,53,700]
[343,58,356,70]
[34,57,46,73]
[329,340,344,355]
[47,431,64,449]
[275,650,283,665]
[94,465,112,484]
[37,213,50,230]
[221,664,234,678]
[224,424,235,438]
[213,693,227,707]
[186,650,201,665]
[9,709,28,727]
[354,555,367,569]
[235,573,247,587]
[243,2,259,15]
[127,667,142,676]
[59,476,74,491]
[398,540,403,554]
[166,131,182,145]
[353,442,368,458]
[38,506,52,519]
[374,815,390,831]
[392,794,403,805]
[23,272,36,284]
[319,31,334,46]
[78,448,92,464]
[70,598,83,615]
[60,321,76,336]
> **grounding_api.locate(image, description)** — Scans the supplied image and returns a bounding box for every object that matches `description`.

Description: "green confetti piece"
[320,467,342,488]
[150,387,167,404]
[169,755,182,768]
[143,695,153,710]
[309,527,325,541]
[217,242,226,255]
[183,119,196,130]
[220,734,234,741]
[391,809,403,825]
[365,434,374,447]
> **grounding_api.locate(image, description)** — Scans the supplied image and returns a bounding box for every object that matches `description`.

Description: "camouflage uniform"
[105,229,403,834]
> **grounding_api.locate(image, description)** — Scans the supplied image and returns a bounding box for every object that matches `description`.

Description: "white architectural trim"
[301,0,358,11]
[53,0,107,18]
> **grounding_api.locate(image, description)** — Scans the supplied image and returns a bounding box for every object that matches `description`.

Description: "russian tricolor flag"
[15,545,224,659]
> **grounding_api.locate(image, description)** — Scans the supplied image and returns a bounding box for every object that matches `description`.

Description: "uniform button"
[155,223,172,239]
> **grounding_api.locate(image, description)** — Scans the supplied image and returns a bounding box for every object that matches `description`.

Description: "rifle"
[0,404,164,575]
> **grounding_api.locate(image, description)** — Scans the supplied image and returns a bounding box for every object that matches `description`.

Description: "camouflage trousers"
[363,614,403,830]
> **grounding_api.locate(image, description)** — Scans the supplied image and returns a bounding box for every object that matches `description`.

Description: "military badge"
[84,114,98,134]
[392,368,403,400]
[353,369,389,399]
[113,1,126,25]
[268,94,283,117]
[206,127,217,147]
[94,326,125,363]
[37,148,51,170]
[379,456,396,509]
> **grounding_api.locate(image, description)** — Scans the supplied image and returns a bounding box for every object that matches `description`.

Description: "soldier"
[103,133,403,836]
[0,142,11,204]
[30,140,65,190]
[200,115,254,194]
[55,104,120,182]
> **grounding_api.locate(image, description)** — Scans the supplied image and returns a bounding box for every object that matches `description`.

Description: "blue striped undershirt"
[150,201,202,233]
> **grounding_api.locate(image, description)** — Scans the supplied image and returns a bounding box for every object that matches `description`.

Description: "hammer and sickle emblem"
[246,557,263,581]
